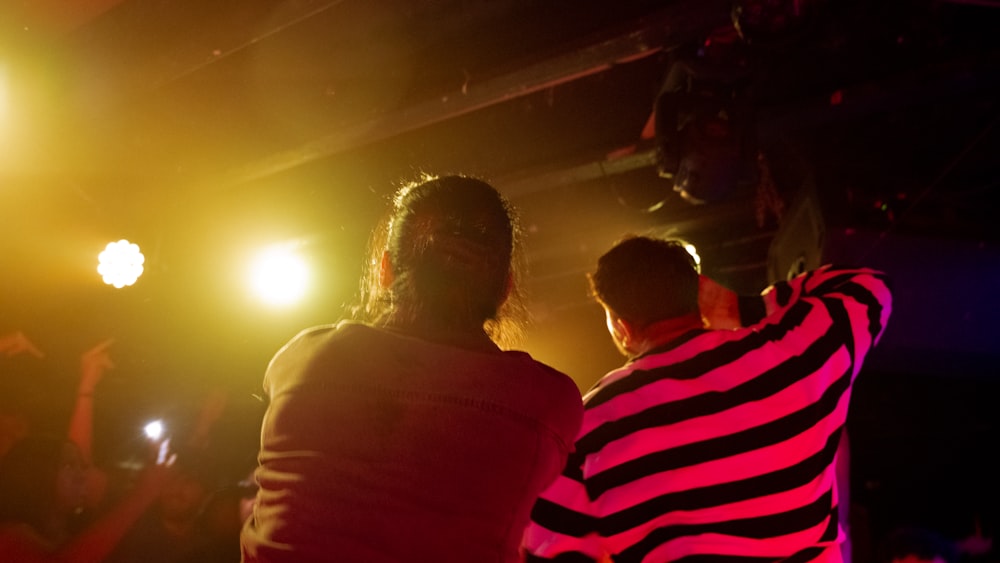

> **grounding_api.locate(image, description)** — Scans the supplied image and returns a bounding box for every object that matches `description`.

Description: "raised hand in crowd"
[0,331,44,359]
[68,338,116,510]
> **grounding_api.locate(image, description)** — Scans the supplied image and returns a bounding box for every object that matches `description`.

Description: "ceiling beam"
[215,1,731,188]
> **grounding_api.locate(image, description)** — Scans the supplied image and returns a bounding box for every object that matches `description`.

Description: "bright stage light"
[97,239,145,288]
[143,420,164,441]
[249,244,310,307]
[684,243,702,273]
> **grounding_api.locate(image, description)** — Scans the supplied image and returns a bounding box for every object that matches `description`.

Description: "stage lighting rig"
[654,24,757,205]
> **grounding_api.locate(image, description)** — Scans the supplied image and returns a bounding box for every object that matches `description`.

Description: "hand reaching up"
[0,331,44,359]
[79,338,115,395]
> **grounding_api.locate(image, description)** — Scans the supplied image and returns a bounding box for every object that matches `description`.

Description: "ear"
[379,251,394,289]
[613,316,635,347]
[603,307,633,347]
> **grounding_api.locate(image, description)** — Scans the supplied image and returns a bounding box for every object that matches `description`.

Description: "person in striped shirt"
[522,235,892,563]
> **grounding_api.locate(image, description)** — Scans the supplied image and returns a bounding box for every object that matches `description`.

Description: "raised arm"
[703,266,892,362]
[762,265,893,364]
[0,331,44,358]
[67,339,115,465]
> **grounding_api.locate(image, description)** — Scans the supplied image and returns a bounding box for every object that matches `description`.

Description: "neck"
[630,312,704,358]
[379,314,498,352]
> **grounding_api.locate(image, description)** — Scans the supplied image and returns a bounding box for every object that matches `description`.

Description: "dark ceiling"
[2,0,999,460]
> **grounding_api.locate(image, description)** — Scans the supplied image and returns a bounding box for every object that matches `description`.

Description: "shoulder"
[500,351,584,437]
[263,322,370,393]
[274,321,356,356]
[502,351,580,396]
[282,321,393,354]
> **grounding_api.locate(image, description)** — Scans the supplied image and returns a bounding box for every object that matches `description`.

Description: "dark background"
[2,1,998,559]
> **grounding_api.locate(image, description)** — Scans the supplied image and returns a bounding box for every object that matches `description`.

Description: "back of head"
[589,236,700,327]
[360,175,526,345]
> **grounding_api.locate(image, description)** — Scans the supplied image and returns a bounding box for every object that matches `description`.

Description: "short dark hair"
[358,175,527,346]
[588,236,699,327]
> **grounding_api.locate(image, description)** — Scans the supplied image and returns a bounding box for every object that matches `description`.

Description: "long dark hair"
[356,174,528,347]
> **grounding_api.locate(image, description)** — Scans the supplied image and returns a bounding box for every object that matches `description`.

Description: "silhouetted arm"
[0,331,44,358]
[67,339,114,465]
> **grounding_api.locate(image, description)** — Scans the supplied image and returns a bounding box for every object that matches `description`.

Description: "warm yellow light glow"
[0,64,10,150]
[0,65,8,124]
[97,239,145,288]
[249,244,309,307]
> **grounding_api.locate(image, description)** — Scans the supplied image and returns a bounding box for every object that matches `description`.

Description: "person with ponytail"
[240,175,583,563]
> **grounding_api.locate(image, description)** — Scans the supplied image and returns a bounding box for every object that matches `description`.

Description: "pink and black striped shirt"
[523,265,892,563]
